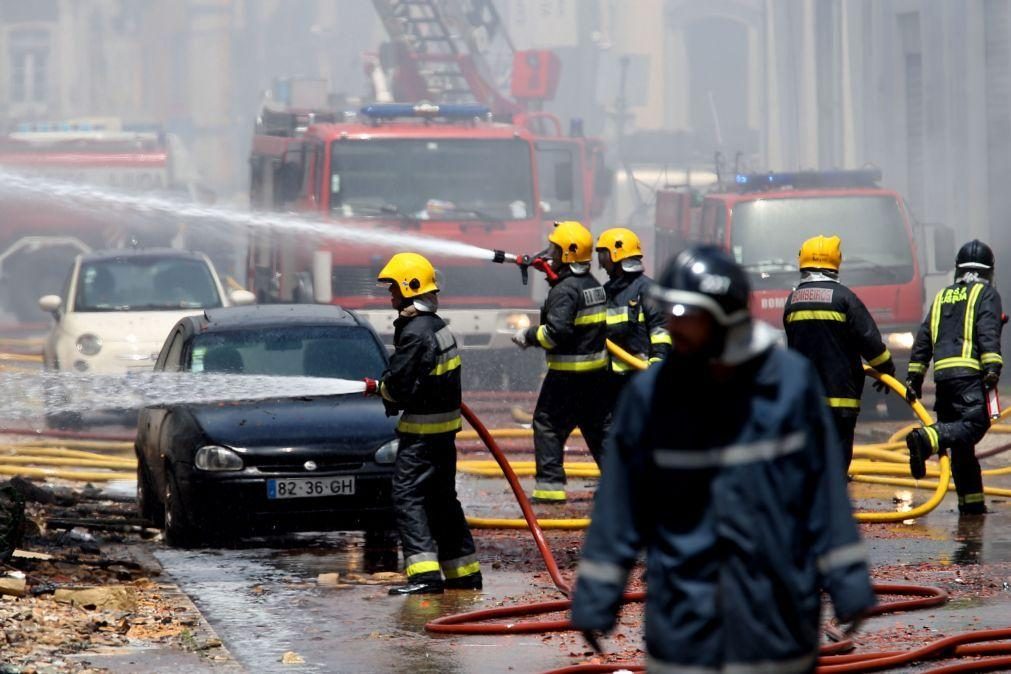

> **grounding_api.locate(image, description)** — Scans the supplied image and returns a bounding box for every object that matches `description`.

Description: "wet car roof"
[80,248,207,262]
[201,304,362,330]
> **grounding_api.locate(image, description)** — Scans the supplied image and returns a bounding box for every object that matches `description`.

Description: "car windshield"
[730,196,914,289]
[330,138,535,220]
[187,325,386,380]
[74,256,221,311]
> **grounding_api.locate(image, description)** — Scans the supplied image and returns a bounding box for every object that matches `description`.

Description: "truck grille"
[333,264,525,299]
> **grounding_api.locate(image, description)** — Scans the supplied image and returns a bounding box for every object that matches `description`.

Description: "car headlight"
[75,333,102,356]
[374,439,399,465]
[194,445,244,471]
[886,332,915,350]
[504,312,532,331]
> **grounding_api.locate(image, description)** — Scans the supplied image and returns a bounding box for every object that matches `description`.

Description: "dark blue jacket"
[570,342,876,673]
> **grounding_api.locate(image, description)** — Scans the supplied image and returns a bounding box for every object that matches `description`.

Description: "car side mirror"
[229,289,256,306]
[39,294,62,316]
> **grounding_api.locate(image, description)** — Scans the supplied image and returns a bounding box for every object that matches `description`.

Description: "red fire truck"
[248,102,609,387]
[655,169,954,412]
[0,122,198,326]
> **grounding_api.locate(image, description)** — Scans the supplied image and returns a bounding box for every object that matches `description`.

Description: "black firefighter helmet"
[648,245,751,327]
[956,239,995,280]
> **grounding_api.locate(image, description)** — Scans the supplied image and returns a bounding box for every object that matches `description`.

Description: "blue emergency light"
[359,103,492,121]
[734,169,882,191]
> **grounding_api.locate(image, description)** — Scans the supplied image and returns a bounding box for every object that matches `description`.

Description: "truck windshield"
[75,256,221,311]
[330,138,534,220]
[731,196,914,289]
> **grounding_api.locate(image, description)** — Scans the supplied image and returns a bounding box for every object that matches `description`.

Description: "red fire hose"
[445,403,1011,673]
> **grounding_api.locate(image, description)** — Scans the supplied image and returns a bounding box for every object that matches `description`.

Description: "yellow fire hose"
[0,465,131,481]
[13,439,134,453]
[0,455,135,470]
[466,354,990,528]
[3,446,134,462]
[0,351,43,363]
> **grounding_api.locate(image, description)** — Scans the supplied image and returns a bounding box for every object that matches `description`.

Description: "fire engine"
[247,0,611,388]
[0,119,200,325]
[655,168,955,413]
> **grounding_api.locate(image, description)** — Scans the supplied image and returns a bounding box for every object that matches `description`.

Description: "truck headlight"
[76,333,102,356]
[504,312,532,331]
[194,445,244,471]
[374,439,399,465]
[886,332,915,350]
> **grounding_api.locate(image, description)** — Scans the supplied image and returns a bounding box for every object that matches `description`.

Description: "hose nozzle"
[491,249,518,264]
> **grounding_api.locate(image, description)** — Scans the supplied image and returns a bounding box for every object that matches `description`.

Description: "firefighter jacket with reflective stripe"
[380,311,462,435]
[784,278,894,411]
[524,269,608,372]
[604,271,671,372]
[908,280,1003,382]
[570,347,876,672]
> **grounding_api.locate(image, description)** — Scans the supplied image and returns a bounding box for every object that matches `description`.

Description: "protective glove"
[872,379,890,395]
[512,328,530,349]
[363,378,379,396]
[581,629,605,655]
[382,399,399,418]
[905,375,924,403]
[983,369,1000,391]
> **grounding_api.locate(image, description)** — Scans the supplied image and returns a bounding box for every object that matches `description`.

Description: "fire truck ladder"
[372,0,516,111]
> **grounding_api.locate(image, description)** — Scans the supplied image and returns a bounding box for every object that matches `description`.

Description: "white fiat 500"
[39,249,255,426]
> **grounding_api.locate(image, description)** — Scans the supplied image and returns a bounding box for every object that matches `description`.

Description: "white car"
[38,249,254,426]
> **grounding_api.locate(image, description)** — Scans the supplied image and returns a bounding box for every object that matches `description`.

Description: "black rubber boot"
[905,428,931,480]
[388,577,445,595]
[445,571,483,590]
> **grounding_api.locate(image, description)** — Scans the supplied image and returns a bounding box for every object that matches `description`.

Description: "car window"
[74,256,222,312]
[158,327,187,372]
[187,325,386,379]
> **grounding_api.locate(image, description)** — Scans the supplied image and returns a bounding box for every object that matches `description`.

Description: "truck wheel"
[162,471,199,548]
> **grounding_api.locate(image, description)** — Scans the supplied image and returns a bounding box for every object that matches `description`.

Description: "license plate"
[266,476,356,499]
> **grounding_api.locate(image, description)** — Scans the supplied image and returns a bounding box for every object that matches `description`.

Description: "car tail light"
[195,445,243,471]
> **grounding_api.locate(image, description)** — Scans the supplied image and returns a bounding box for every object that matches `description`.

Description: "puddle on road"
[155,532,571,673]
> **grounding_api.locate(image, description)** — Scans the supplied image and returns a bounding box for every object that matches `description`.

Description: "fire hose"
[442,403,1011,673]
[463,347,998,527]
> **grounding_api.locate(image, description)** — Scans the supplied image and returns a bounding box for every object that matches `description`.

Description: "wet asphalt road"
[145,427,1011,674]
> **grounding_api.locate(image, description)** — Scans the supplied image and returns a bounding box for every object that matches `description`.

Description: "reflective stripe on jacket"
[381,312,462,436]
[569,347,876,670]
[908,280,1003,382]
[604,271,671,372]
[524,269,608,373]
[783,278,894,411]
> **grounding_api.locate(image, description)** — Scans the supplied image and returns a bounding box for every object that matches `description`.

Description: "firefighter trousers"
[830,409,858,470]
[392,433,479,581]
[532,370,610,500]
[602,371,634,424]
[934,377,988,514]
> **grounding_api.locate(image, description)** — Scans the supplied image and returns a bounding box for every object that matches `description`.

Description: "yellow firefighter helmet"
[548,220,593,264]
[377,252,439,298]
[595,227,643,262]
[798,235,842,271]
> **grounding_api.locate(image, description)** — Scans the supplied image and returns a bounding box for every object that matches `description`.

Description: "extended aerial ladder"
[372,0,555,116]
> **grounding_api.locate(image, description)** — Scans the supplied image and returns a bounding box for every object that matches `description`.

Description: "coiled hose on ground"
[445,403,1011,673]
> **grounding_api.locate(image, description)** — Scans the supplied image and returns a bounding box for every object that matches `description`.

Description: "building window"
[9,29,50,103]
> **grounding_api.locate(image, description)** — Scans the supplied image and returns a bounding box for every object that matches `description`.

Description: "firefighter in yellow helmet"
[512,221,609,503]
[370,252,480,594]
[595,228,671,406]
[783,235,895,469]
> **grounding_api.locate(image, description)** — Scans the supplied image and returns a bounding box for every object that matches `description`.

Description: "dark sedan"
[135,304,397,547]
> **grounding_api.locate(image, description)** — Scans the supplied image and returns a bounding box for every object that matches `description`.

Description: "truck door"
[535,140,584,221]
